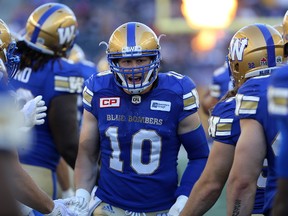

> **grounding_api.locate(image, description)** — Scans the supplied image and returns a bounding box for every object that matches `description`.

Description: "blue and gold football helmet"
[102,22,162,94]
[227,23,284,88]
[0,19,19,78]
[23,3,78,57]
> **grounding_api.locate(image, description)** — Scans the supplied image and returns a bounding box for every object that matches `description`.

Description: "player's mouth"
[128,76,142,83]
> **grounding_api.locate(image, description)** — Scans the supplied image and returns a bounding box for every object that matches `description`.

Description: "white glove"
[62,188,75,199]
[68,189,90,216]
[21,95,47,127]
[168,195,188,216]
[88,186,102,215]
[18,202,34,216]
[44,199,76,216]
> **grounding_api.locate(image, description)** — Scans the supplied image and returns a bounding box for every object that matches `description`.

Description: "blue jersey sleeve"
[209,98,240,145]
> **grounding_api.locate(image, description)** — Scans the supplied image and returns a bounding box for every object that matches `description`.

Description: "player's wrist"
[76,188,90,203]
[62,187,74,198]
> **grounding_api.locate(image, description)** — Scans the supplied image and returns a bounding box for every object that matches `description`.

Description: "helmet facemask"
[108,51,160,94]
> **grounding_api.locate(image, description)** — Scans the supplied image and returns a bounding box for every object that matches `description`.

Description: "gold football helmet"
[283,10,288,43]
[227,23,284,88]
[102,22,161,94]
[23,3,78,57]
[0,19,19,78]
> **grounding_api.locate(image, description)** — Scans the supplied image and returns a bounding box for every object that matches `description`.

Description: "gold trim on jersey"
[236,94,259,115]
[83,86,93,107]
[183,89,199,110]
[268,86,288,115]
[215,118,233,136]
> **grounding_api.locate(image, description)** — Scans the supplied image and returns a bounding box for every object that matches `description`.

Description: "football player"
[10,2,83,200]
[225,23,284,215]
[266,10,288,216]
[67,22,210,216]
[267,64,288,216]
[201,62,232,115]
[180,57,270,216]
[0,18,72,216]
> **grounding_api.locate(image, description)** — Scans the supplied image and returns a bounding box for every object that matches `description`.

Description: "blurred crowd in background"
[3,0,288,86]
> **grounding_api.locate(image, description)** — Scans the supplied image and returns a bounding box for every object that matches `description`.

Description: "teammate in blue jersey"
[225,23,284,215]
[67,22,209,216]
[0,18,74,216]
[10,3,83,200]
[267,67,288,216]
[180,87,267,215]
[201,62,232,115]
[267,66,288,216]
[266,12,288,216]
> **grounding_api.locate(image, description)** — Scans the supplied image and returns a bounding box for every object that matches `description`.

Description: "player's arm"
[180,140,234,216]
[49,94,79,168]
[226,119,265,215]
[169,112,209,215]
[11,151,54,214]
[74,109,100,191]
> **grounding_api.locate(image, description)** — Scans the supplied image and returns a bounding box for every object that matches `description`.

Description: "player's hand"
[21,95,47,127]
[44,199,76,216]
[68,189,90,216]
[168,195,188,216]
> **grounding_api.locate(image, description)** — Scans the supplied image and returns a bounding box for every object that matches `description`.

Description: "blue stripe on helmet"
[256,24,276,67]
[127,22,136,47]
[31,4,64,43]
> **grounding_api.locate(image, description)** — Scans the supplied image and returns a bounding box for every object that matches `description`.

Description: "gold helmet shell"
[105,22,161,94]
[227,23,284,88]
[23,3,78,57]
[0,19,19,78]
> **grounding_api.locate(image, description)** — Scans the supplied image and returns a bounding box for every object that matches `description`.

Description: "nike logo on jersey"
[100,97,120,108]
[150,100,171,112]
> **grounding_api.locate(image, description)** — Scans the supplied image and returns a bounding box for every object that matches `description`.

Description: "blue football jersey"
[235,75,278,214]
[10,58,84,171]
[268,66,288,178]
[209,65,232,100]
[209,97,265,213]
[82,71,203,211]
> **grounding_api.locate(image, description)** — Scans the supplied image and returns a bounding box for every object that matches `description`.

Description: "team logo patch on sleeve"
[100,97,120,108]
[150,100,171,111]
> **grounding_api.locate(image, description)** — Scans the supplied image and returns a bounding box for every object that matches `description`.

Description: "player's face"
[117,57,151,85]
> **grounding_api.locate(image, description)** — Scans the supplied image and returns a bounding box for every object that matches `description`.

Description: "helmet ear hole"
[284,43,288,57]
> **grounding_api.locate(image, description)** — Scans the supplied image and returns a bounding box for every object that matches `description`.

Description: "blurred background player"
[201,62,232,115]
[266,11,288,216]
[226,23,284,215]
[10,2,83,200]
[68,21,209,216]
[267,64,288,216]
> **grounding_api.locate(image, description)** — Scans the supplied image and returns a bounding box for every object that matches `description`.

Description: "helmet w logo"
[58,26,75,45]
[230,38,248,61]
